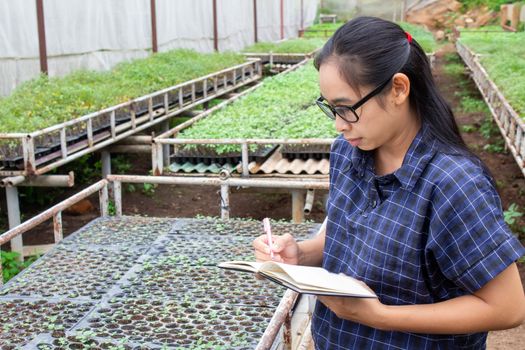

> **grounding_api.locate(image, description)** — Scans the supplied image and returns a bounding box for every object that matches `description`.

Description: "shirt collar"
[394,124,436,191]
[348,124,436,191]
[349,144,372,178]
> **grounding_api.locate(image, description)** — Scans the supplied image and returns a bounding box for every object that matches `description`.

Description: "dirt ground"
[1,44,524,348]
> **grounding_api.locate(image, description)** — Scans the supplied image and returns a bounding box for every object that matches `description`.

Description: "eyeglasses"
[316,77,393,123]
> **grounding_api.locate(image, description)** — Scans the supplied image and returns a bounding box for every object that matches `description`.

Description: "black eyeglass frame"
[316,77,393,123]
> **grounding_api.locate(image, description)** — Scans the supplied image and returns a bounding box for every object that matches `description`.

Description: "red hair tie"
[405,31,413,44]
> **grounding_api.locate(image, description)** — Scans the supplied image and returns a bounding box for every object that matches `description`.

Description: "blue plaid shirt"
[312,125,525,349]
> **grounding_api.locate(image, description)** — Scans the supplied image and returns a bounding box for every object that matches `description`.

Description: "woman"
[253,17,524,349]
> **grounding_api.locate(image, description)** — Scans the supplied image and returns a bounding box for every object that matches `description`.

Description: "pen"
[263,217,274,259]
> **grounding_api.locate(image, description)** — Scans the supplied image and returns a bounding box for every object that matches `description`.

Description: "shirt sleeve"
[427,169,525,293]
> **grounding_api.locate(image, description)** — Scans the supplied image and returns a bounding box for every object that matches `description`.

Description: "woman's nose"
[335,115,351,133]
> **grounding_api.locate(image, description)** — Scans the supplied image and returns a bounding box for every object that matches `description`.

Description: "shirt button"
[370,200,377,208]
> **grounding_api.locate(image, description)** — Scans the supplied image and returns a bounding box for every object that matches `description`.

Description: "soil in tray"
[74,298,272,349]
[172,144,278,166]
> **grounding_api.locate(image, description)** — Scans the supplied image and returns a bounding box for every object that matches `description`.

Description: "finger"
[270,254,284,263]
[253,235,272,255]
[252,234,268,247]
[272,233,294,253]
[254,250,285,263]
[254,250,271,262]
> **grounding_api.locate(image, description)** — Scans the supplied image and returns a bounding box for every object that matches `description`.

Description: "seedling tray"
[171,144,278,166]
[280,144,331,160]
[0,216,320,349]
[0,298,94,349]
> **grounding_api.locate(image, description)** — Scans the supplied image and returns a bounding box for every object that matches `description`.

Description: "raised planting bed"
[242,38,325,70]
[457,29,525,176]
[0,50,262,176]
[301,22,344,38]
[0,215,320,349]
[156,63,337,171]
[171,144,278,166]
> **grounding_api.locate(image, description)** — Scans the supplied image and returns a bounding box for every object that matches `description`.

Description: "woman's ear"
[391,73,410,105]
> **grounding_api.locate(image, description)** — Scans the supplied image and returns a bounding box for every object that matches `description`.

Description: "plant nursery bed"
[171,144,278,166]
[0,216,320,349]
[0,57,261,176]
[242,38,324,74]
[456,31,525,177]
[175,64,337,156]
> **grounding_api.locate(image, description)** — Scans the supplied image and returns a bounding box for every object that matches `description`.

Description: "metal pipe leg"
[220,184,230,219]
[303,189,315,215]
[292,190,305,223]
[161,120,170,166]
[101,151,111,178]
[6,186,23,261]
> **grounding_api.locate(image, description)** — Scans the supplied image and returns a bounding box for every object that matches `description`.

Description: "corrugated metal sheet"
[167,148,329,176]
[243,148,329,175]
[167,162,238,174]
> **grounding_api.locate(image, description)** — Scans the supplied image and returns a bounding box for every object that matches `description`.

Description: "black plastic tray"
[280,144,331,160]
[172,144,278,166]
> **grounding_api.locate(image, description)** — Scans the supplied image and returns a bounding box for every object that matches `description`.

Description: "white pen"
[263,217,274,260]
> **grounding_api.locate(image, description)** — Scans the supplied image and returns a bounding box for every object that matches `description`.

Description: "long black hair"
[314,17,490,177]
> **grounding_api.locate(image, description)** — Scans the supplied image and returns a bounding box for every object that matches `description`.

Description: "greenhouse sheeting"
[0,0,318,97]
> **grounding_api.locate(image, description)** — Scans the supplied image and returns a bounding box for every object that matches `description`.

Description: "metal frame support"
[291,190,305,223]
[35,0,48,74]
[113,180,122,216]
[303,189,315,215]
[53,212,63,243]
[22,136,37,175]
[300,0,304,31]
[256,290,299,349]
[0,180,109,279]
[99,185,109,217]
[253,0,258,43]
[106,175,328,224]
[1,173,75,188]
[212,0,219,51]
[280,0,285,40]
[161,120,170,166]
[241,143,249,177]
[101,151,112,179]
[220,184,230,219]
[6,186,23,260]
[152,139,165,176]
[150,0,158,53]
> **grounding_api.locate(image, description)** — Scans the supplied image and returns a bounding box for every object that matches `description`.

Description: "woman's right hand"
[252,233,300,265]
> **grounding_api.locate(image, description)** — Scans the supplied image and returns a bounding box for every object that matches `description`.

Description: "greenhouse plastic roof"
[0,216,320,349]
[1,0,319,96]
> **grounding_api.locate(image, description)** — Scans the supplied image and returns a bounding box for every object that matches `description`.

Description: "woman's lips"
[346,137,362,147]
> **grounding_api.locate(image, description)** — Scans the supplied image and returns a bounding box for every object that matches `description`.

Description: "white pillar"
[6,187,23,260]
